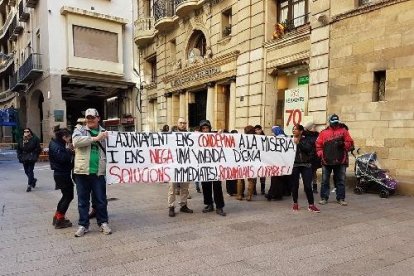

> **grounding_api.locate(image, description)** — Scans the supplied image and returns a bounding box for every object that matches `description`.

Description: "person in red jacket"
[316,114,354,206]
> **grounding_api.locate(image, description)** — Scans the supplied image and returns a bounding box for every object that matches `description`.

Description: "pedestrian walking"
[316,114,354,206]
[199,120,226,216]
[290,124,320,213]
[49,127,74,229]
[168,117,193,217]
[72,108,111,237]
[17,128,41,192]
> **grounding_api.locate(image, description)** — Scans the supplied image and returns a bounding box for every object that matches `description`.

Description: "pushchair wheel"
[354,187,364,195]
[379,189,389,198]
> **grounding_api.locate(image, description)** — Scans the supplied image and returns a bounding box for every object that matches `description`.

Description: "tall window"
[278,0,309,31]
[146,55,157,84]
[373,70,386,102]
[222,8,232,37]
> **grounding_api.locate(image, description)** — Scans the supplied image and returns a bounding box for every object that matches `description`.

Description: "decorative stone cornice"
[331,0,410,23]
[163,50,240,84]
[60,6,128,24]
[264,25,310,52]
[267,51,310,69]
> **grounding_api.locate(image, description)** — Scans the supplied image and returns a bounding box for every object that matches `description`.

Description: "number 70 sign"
[283,86,308,135]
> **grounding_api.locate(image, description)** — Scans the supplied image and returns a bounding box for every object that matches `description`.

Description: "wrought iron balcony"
[134,17,156,47]
[8,16,23,41]
[18,0,30,22]
[9,72,26,92]
[174,0,200,17]
[154,0,176,32]
[26,0,38,8]
[18,53,43,83]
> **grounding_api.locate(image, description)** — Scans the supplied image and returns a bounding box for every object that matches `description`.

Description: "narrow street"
[1,151,414,275]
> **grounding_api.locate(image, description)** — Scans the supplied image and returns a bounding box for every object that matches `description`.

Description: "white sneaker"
[100,223,112,235]
[74,226,89,237]
[331,188,336,193]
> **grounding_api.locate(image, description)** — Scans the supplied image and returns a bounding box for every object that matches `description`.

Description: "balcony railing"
[0,53,13,73]
[18,53,43,83]
[174,0,199,17]
[8,16,23,41]
[18,0,30,22]
[281,13,310,33]
[9,73,26,92]
[134,17,156,47]
[154,0,175,22]
[26,0,39,8]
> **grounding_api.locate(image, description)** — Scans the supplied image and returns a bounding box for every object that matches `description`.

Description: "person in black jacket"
[17,128,41,192]
[49,127,74,229]
[303,122,321,194]
[199,120,226,216]
[290,124,320,213]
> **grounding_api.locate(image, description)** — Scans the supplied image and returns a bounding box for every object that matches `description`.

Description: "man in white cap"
[72,108,111,237]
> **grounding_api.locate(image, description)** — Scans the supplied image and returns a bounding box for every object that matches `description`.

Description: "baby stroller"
[353,150,397,198]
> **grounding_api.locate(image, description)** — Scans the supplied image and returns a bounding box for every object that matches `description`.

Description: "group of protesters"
[17,106,353,237]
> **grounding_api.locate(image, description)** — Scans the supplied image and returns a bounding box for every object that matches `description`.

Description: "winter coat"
[303,130,322,169]
[72,125,106,175]
[316,125,354,166]
[49,139,73,176]
[17,136,41,163]
[294,135,313,166]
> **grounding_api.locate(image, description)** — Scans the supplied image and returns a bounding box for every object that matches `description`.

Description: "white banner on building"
[105,132,296,184]
[283,86,308,135]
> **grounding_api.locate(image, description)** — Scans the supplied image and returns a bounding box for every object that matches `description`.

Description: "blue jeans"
[75,174,108,227]
[320,165,346,201]
[23,162,35,186]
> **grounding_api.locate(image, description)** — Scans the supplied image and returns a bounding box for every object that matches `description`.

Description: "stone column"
[206,82,215,123]
[229,77,236,131]
[179,90,186,118]
[165,93,173,126]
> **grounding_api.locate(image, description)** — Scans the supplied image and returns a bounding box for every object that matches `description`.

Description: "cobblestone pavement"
[1,154,414,275]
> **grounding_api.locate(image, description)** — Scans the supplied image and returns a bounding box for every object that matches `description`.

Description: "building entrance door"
[188,89,207,129]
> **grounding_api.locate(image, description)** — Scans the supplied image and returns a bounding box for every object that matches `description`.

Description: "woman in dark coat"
[17,128,41,192]
[49,128,74,229]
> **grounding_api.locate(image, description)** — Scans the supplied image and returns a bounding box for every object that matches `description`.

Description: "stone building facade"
[136,0,414,193]
[135,0,267,132]
[328,0,414,193]
[0,0,138,143]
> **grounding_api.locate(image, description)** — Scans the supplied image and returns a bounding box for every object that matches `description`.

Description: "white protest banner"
[105,132,296,184]
[283,86,308,135]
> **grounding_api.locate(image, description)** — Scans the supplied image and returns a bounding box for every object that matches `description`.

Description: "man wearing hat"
[72,108,111,237]
[199,119,226,216]
[316,114,354,206]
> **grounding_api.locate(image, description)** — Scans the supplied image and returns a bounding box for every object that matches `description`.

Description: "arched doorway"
[27,90,44,141]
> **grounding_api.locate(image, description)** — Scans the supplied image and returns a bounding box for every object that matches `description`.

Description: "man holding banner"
[199,120,226,216]
[168,117,194,217]
[72,108,111,237]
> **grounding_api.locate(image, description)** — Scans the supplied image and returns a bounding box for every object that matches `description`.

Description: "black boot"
[202,205,214,213]
[31,178,37,188]
[26,185,31,192]
[180,205,193,213]
[265,194,272,201]
[216,208,226,216]
[55,219,73,229]
[169,207,175,217]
